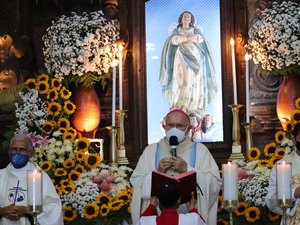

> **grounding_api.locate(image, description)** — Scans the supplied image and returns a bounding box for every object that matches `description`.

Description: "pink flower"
[238,169,250,180]
[98,181,111,192]
[106,174,115,183]
[93,175,103,184]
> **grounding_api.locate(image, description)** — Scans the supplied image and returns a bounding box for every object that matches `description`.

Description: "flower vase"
[71,84,101,138]
[276,72,300,130]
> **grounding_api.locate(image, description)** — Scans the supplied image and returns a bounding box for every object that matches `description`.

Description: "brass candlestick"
[116,110,129,165]
[106,126,118,167]
[223,200,238,225]
[228,104,245,160]
[241,122,254,158]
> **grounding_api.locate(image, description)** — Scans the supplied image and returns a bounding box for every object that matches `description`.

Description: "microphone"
[169,136,178,157]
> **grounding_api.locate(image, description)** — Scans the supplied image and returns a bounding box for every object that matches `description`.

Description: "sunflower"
[268,156,281,168]
[247,147,261,160]
[63,131,76,140]
[115,190,131,204]
[217,219,229,225]
[60,86,72,99]
[296,98,300,109]
[74,164,85,174]
[264,143,276,157]
[63,100,76,115]
[99,204,110,217]
[286,121,294,132]
[268,209,280,222]
[291,109,300,122]
[37,80,50,94]
[245,206,261,223]
[58,127,66,134]
[63,206,77,222]
[40,161,52,172]
[57,118,70,129]
[75,151,85,162]
[77,138,90,152]
[63,159,75,169]
[84,202,99,219]
[54,168,67,177]
[47,102,62,116]
[47,88,59,100]
[275,147,285,158]
[257,159,269,167]
[275,131,285,144]
[62,183,76,193]
[84,153,101,169]
[43,121,56,134]
[96,192,111,205]
[51,78,62,90]
[25,78,36,90]
[37,73,49,82]
[234,202,248,216]
[111,200,124,211]
[60,179,71,187]
[68,170,81,182]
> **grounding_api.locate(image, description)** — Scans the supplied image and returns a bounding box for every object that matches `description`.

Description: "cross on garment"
[8,180,27,204]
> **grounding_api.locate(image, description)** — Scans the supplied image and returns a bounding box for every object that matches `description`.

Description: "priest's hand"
[170,156,187,173]
[158,157,172,173]
[0,204,27,220]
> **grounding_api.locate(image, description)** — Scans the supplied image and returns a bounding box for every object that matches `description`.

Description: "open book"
[151,170,197,204]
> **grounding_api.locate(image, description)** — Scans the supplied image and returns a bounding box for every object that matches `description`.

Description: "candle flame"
[245,53,249,61]
[118,44,123,51]
[230,38,234,46]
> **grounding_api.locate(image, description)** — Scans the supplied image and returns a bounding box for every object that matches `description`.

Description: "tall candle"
[112,63,117,126]
[230,38,238,104]
[276,161,291,200]
[245,53,250,123]
[118,44,123,110]
[27,169,42,207]
[222,162,238,201]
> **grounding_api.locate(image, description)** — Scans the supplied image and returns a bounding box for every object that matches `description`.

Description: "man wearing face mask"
[130,108,221,225]
[266,123,300,225]
[0,133,64,225]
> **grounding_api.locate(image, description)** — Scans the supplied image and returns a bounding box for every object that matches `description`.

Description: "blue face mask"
[9,153,30,168]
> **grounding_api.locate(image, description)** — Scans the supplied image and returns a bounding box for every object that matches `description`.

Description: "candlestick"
[241,122,254,157]
[27,168,43,225]
[228,104,245,160]
[245,53,250,123]
[116,109,129,165]
[106,126,118,167]
[230,38,237,105]
[112,63,117,126]
[118,44,123,110]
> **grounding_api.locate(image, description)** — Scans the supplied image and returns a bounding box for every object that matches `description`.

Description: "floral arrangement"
[14,72,133,225]
[33,135,133,225]
[15,72,77,146]
[247,1,300,75]
[217,98,300,225]
[43,10,120,87]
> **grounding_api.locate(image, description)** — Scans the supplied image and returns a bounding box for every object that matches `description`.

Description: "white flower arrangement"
[43,10,120,87]
[247,1,300,75]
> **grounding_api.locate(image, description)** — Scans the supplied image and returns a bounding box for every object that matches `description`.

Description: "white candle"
[230,38,238,105]
[112,62,117,126]
[222,162,238,201]
[276,161,291,200]
[245,53,250,123]
[27,169,42,207]
[118,44,123,110]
